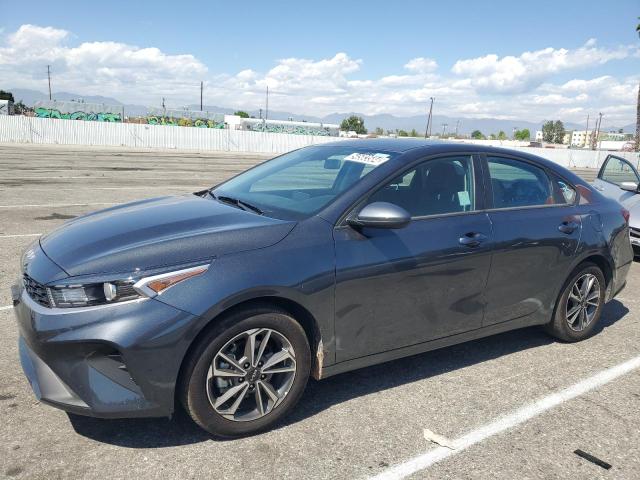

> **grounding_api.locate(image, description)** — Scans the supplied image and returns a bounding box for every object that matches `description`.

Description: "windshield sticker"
[344,152,390,166]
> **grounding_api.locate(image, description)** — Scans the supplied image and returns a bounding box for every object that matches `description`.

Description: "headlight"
[46,264,210,308]
[48,281,139,308]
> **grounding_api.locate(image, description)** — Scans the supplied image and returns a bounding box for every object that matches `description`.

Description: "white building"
[570,130,594,148]
[224,115,339,136]
[0,99,14,115]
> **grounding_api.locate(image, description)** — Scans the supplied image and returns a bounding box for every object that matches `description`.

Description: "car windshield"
[212,145,399,220]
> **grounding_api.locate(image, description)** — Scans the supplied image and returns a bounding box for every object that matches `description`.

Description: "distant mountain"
[8,88,633,135]
[10,88,122,106]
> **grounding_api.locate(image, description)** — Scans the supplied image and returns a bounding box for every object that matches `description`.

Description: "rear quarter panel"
[570,198,633,300]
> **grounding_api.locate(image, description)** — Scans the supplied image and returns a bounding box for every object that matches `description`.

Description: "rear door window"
[487,157,553,208]
[555,178,577,204]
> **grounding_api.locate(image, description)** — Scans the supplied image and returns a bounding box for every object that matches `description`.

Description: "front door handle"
[558,221,579,234]
[459,232,487,247]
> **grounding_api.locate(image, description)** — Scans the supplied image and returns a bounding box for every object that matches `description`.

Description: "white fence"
[0,115,638,169]
[0,115,342,154]
[510,146,639,169]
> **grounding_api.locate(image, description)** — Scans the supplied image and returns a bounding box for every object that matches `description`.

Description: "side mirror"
[348,202,411,229]
[620,181,639,193]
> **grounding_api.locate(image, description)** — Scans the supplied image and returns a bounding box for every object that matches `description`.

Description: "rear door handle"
[558,221,579,234]
[459,232,487,247]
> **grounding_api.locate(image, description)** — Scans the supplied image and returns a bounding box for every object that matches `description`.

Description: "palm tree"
[636,19,639,151]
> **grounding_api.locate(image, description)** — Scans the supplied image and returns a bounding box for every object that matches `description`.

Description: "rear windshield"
[213,145,399,220]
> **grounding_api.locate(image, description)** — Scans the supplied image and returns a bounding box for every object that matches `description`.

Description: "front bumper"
[13,284,199,418]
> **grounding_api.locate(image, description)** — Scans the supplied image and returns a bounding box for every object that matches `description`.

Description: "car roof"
[318,138,435,153]
[316,138,575,175]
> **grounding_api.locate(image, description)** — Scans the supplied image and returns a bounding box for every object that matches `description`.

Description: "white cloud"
[451,40,638,93]
[557,75,616,92]
[404,57,438,73]
[1,24,638,126]
[526,93,589,105]
[0,24,69,61]
[0,24,207,101]
[259,53,360,93]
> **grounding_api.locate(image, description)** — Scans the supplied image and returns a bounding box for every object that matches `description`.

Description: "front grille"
[23,273,51,308]
[630,228,640,240]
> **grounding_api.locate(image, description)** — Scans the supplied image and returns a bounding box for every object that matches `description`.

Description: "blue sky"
[2,0,639,125]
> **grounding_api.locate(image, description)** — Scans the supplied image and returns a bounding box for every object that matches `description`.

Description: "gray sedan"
[13,140,633,438]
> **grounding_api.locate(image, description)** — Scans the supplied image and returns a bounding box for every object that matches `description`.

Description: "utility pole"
[592,112,603,150]
[265,85,269,121]
[455,119,460,137]
[162,97,165,110]
[441,123,448,137]
[512,127,518,139]
[47,65,52,100]
[259,108,262,120]
[595,112,603,150]
[584,114,590,148]
[424,97,434,139]
[200,81,203,111]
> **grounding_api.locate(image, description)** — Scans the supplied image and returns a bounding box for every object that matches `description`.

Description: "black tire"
[179,306,311,438]
[545,262,605,342]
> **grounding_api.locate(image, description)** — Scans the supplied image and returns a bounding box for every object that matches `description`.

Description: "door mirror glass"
[348,202,411,229]
[620,181,639,193]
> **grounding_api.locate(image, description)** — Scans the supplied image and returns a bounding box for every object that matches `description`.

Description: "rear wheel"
[545,263,605,342]
[180,307,311,437]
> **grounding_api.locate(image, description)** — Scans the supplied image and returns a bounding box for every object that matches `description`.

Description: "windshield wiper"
[216,195,263,215]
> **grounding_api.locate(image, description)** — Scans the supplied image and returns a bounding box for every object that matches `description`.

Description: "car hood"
[40,194,296,277]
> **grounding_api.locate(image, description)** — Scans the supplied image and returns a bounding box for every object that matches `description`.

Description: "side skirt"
[319,315,544,379]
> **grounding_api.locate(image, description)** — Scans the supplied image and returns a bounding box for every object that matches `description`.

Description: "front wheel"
[180,307,311,437]
[545,263,605,342]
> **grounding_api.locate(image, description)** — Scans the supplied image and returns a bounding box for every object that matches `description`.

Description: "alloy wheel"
[206,328,297,422]
[565,273,601,332]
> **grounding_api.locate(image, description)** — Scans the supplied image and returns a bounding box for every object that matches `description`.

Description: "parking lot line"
[370,354,640,480]
[8,174,236,180]
[16,186,192,191]
[0,202,117,208]
[0,233,41,238]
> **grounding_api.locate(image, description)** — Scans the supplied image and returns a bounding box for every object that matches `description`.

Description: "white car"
[593,154,640,253]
